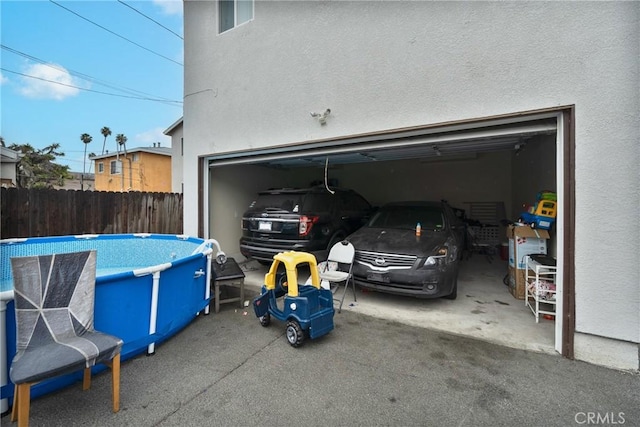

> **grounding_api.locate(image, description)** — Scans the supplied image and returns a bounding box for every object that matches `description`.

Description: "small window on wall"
[98,162,104,173]
[219,0,253,34]
[110,160,122,175]
[132,153,140,162]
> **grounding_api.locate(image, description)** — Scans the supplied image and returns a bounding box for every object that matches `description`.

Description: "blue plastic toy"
[518,192,557,230]
[252,251,335,347]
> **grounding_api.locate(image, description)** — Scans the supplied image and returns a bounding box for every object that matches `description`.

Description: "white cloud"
[18,63,81,100]
[153,0,183,16]
[0,72,8,85]
[136,127,171,148]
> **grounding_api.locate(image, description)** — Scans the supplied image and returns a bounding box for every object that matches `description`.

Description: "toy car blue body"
[519,211,555,230]
[519,197,557,230]
[253,251,334,347]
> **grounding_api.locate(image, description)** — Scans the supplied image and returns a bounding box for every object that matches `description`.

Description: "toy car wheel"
[259,312,271,327]
[285,320,305,347]
[529,222,536,229]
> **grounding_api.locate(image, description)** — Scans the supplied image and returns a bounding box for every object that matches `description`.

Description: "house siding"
[165,119,184,194]
[183,1,639,369]
[94,151,171,192]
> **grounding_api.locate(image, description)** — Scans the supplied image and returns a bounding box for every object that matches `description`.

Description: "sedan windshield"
[368,205,445,230]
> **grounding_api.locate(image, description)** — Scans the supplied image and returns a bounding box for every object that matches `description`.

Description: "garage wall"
[511,136,557,217]
[332,151,513,217]
[184,0,639,367]
[511,135,558,256]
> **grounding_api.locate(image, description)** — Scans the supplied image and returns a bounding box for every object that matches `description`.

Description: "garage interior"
[206,113,563,355]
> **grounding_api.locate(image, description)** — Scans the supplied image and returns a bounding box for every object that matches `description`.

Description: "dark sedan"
[348,201,464,299]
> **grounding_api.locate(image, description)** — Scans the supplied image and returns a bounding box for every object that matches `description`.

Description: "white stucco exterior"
[164,117,184,193]
[182,1,639,369]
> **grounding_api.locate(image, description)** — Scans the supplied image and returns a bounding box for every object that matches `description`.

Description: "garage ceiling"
[208,117,557,169]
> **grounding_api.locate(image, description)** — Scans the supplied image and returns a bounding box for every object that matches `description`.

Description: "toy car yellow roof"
[264,251,320,296]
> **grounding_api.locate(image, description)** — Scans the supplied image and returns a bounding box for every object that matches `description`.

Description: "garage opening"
[202,107,574,358]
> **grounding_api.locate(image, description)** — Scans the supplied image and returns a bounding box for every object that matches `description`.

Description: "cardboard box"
[507,266,527,299]
[506,225,549,299]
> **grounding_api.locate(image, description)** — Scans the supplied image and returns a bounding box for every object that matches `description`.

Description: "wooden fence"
[1,188,183,239]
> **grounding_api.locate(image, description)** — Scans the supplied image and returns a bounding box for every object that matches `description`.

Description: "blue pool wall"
[1,233,214,404]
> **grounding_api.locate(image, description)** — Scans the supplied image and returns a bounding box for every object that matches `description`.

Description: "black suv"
[240,186,373,263]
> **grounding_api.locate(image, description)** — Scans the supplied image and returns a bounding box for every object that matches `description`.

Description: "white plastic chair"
[319,241,356,313]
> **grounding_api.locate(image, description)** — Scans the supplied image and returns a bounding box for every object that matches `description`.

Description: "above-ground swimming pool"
[0,233,226,411]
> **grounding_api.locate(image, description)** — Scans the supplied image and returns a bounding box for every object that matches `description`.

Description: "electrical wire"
[1,67,182,106]
[49,0,183,67]
[324,157,335,194]
[1,45,181,104]
[117,0,183,40]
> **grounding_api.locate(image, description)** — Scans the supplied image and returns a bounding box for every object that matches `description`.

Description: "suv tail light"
[299,215,319,237]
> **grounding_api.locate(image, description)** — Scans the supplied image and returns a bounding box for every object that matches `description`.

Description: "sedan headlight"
[424,248,448,266]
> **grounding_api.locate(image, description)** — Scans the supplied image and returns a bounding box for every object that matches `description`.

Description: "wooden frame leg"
[10,384,18,422]
[111,353,121,413]
[83,367,91,391]
[11,383,31,427]
[9,356,121,425]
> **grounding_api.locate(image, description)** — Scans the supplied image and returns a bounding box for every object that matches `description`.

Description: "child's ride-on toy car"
[518,191,557,230]
[252,251,335,347]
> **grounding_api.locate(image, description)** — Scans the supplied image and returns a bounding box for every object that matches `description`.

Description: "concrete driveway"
[2,299,638,427]
[240,256,556,355]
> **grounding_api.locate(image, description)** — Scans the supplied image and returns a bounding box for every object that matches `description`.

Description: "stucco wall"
[169,122,184,193]
[94,155,126,192]
[94,152,171,192]
[137,152,172,192]
[184,1,639,353]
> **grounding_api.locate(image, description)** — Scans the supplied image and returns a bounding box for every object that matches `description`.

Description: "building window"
[98,162,104,173]
[110,160,122,175]
[219,0,253,34]
[132,153,140,162]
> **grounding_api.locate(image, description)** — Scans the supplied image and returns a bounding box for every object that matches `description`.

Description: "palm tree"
[100,126,111,155]
[80,133,92,190]
[115,133,128,156]
[87,152,96,174]
[115,134,128,190]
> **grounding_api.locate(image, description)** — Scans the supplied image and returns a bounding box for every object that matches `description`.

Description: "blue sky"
[1,0,183,172]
